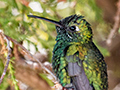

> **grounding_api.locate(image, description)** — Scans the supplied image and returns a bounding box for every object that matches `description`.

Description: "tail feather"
[67,55,93,90]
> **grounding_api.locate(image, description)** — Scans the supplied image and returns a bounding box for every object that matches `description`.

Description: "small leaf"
[39,73,54,86]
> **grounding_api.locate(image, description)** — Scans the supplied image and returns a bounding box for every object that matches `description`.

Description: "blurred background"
[0,0,120,90]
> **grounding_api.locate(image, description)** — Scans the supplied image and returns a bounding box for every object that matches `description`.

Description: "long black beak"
[27,15,62,27]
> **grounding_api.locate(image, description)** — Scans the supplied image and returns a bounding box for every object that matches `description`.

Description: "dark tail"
[67,55,93,90]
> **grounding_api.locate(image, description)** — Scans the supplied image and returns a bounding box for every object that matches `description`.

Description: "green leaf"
[39,73,54,86]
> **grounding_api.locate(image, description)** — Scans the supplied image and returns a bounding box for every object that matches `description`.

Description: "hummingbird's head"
[56,14,93,44]
[28,14,93,44]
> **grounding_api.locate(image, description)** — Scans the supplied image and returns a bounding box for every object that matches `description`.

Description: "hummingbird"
[28,14,108,90]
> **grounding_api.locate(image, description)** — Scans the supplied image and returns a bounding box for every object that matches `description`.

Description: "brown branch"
[0,32,61,89]
[0,31,12,84]
[106,0,120,46]
[0,30,62,90]
[4,35,57,81]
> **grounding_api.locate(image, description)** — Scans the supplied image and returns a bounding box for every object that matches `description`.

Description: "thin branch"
[0,31,12,84]
[4,35,57,81]
[106,0,120,46]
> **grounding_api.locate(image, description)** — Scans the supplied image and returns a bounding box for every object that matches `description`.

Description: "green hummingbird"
[28,14,108,90]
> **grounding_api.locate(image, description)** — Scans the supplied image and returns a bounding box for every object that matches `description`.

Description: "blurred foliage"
[0,0,110,89]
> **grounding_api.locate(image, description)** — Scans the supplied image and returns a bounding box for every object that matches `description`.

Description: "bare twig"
[4,35,57,81]
[106,0,120,46]
[0,31,12,84]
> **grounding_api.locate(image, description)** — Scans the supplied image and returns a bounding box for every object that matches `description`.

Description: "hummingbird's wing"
[66,54,93,90]
[81,42,108,90]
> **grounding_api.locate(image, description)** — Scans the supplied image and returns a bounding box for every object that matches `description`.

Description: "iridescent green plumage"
[52,15,108,90]
[28,14,108,90]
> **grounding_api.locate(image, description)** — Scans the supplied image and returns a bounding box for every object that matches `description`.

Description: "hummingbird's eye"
[69,26,76,31]
[69,26,80,31]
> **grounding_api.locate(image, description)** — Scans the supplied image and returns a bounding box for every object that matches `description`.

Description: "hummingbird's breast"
[52,40,71,87]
